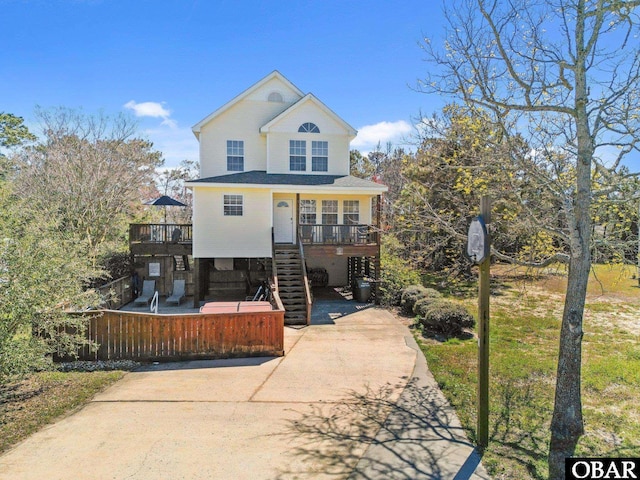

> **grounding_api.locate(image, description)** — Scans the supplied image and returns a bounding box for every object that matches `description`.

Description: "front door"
[273,198,294,243]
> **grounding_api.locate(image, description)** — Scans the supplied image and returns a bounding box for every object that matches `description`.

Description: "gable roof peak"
[191,71,305,138]
[260,93,357,138]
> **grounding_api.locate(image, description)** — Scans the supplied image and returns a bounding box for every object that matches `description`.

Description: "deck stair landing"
[274,245,308,325]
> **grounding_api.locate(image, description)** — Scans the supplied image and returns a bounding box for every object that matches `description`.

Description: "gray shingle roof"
[188,170,387,190]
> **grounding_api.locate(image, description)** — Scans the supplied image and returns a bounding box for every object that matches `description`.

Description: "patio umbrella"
[145,195,187,223]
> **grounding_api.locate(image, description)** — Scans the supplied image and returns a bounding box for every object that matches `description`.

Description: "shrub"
[400,285,429,315]
[412,289,444,316]
[379,236,421,306]
[417,299,475,337]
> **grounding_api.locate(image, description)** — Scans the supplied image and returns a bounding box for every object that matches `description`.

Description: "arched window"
[268,92,284,102]
[298,122,320,133]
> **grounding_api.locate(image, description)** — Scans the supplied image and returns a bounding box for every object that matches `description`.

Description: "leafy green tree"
[421,1,640,476]
[396,105,541,276]
[0,193,102,379]
[0,112,35,149]
[1,146,101,379]
[349,149,376,179]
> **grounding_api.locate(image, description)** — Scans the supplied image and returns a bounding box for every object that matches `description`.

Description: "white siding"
[192,186,272,258]
[264,100,351,175]
[267,133,350,175]
[199,100,289,178]
[198,75,304,178]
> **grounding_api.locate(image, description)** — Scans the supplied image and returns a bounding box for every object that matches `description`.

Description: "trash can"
[353,278,371,303]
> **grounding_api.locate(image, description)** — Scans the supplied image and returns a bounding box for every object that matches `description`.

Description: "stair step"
[285,304,306,310]
[279,287,304,293]
[280,294,305,300]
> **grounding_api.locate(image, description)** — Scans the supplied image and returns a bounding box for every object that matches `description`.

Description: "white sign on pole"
[467,216,489,264]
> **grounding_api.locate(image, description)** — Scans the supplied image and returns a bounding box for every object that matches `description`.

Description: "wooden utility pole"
[477,196,491,450]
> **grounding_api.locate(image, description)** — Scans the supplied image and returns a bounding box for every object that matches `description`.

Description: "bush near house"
[399,285,442,315]
[415,299,475,337]
[412,291,444,317]
[400,285,429,315]
[379,235,422,306]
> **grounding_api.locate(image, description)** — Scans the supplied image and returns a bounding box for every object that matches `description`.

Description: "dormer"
[259,94,357,176]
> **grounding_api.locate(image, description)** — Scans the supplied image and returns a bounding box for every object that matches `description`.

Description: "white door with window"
[273,199,294,243]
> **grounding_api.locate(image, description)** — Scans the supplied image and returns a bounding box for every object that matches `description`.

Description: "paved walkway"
[0,300,489,480]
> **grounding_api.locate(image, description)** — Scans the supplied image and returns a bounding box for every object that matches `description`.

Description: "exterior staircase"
[273,245,309,325]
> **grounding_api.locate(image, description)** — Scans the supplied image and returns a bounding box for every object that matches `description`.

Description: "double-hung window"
[312,141,328,172]
[223,194,243,216]
[226,140,244,171]
[322,200,338,224]
[299,199,316,224]
[343,200,360,224]
[289,140,306,171]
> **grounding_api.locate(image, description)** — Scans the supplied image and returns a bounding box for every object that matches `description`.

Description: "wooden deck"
[73,309,284,362]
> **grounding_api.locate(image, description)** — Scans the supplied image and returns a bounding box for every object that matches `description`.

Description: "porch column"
[193,258,202,308]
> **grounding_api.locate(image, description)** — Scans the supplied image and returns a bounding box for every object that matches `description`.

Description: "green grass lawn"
[418,263,640,480]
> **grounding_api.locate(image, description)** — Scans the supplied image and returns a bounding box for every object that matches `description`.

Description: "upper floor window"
[226,140,244,171]
[312,141,328,172]
[290,140,306,171]
[223,194,243,216]
[268,92,283,102]
[298,122,320,133]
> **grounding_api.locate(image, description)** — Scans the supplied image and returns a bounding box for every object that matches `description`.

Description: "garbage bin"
[353,278,371,303]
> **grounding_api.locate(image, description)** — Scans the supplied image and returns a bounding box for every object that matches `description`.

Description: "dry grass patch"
[418,263,640,480]
[0,370,126,454]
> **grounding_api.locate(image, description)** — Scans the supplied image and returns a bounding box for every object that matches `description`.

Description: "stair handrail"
[297,231,313,326]
[271,228,279,289]
[269,228,285,313]
[150,291,159,314]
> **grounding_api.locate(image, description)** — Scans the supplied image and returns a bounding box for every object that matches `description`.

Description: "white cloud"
[352,120,412,153]
[124,100,176,128]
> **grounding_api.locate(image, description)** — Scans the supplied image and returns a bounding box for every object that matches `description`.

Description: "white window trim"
[226,140,244,172]
[223,194,244,216]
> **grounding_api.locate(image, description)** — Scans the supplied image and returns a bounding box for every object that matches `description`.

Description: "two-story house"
[185,71,387,324]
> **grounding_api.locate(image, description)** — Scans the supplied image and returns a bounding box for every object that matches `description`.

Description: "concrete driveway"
[0,301,488,480]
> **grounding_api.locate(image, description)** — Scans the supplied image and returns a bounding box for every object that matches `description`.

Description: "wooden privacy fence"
[74,309,284,362]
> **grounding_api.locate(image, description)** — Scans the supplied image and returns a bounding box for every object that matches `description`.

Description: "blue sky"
[1,0,448,168]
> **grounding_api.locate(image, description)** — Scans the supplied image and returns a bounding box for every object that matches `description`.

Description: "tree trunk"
[548,255,588,479]
[548,4,591,476]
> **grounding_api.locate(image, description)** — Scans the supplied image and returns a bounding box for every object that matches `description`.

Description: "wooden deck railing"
[298,233,313,326]
[299,224,378,245]
[97,276,133,310]
[73,309,284,362]
[129,224,193,244]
